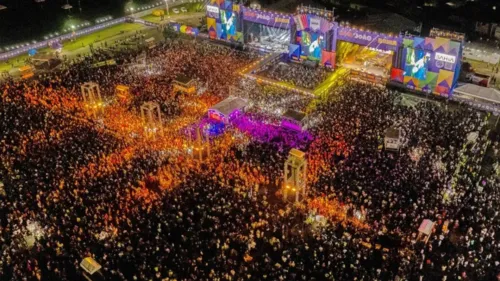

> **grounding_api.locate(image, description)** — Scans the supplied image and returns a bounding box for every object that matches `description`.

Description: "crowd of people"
[0,34,499,281]
[258,62,330,90]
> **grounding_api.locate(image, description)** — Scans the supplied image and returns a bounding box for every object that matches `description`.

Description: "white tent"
[80,257,102,275]
[454,84,500,104]
[384,127,402,152]
[208,96,247,123]
[418,219,435,236]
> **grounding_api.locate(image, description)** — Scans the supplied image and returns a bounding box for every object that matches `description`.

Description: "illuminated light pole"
[165,0,170,17]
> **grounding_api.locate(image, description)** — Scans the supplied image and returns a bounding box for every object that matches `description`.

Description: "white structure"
[208,96,247,123]
[283,149,307,203]
[384,127,402,152]
[453,83,500,115]
[81,82,102,105]
[80,257,102,275]
[417,219,435,244]
[140,102,162,135]
[81,82,103,117]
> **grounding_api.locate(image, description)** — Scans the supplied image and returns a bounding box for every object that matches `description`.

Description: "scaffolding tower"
[81,82,103,117]
[283,149,307,203]
[140,102,163,137]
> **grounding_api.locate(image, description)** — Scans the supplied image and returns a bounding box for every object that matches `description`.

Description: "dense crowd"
[234,80,312,118]
[1,36,500,281]
[258,62,330,90]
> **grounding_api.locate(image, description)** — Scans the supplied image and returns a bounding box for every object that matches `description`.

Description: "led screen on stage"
[245,24,290,46]
[220,10,237,39]
[206,2,240,41]
[297,31,325,61]
[321,50,336,68]
[404,48,431,80]
[393,36,462,97]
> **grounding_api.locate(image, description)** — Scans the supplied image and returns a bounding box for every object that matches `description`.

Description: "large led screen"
[206,2,241,42]
[404,48,431,80]
[220,10,236,39]
[392,36,462,97]
[297,31,325,61]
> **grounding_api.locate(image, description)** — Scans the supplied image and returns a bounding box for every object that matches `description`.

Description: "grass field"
[0,23,145,73]
[141,14,166,24]
[62,23,144,52]
[0,4,206,75]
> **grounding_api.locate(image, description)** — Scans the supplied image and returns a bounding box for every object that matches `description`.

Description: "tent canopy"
[210,96,247,116]
[454,83,500,104]
[418,219,435,236]
[174,74,195,87]
[282,109,306,123]
[80,257,101,275]
[385,127,400,139]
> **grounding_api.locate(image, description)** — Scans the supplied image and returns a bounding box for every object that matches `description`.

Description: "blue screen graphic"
[404,48,431,80]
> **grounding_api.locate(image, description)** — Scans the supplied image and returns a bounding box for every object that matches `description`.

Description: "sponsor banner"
[337,27,401,51]
[206,5,220,19]
[435,52,456,64]
[171,23,200,36]
[242,7,292,29]
[309,17,321,32]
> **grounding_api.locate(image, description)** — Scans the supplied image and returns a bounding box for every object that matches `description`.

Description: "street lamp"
[165,0,170,17]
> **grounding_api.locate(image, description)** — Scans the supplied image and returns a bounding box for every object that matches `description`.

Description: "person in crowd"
[0,38,499,281]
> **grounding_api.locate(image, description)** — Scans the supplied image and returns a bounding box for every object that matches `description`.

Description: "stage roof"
[454,84,500,104]
[385,127,400,139]
[210,96,247,116]
[174,74,194,86]
[282,109,306,122]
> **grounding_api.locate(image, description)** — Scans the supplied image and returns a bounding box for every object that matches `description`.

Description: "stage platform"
[239,53,343,97]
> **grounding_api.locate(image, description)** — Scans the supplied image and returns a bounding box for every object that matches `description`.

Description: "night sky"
[0,0,139,46]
